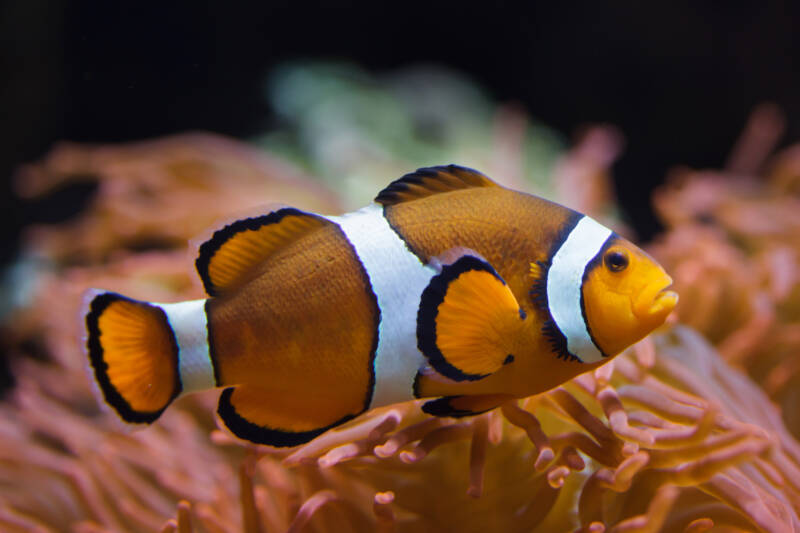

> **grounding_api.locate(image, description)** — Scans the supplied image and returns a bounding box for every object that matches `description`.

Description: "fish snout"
[633,275,679,322]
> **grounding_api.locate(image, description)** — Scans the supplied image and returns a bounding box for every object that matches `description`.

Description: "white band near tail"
[547,215,612,363]
[160,299,215,393]
[329,204,435,408]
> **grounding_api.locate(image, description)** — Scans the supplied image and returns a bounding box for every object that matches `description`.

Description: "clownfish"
[84,165,678,447]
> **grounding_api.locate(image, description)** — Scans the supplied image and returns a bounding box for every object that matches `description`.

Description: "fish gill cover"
[1,65,799,532]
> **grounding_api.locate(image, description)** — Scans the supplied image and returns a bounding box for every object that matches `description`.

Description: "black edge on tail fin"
[85,291,182,424]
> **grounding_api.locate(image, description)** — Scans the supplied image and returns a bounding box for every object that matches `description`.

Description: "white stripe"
[159,299,216,393]
[547,215,612,363]
[328,204,436,408]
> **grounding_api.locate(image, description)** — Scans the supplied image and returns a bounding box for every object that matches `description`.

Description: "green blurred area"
[256,63,566,208]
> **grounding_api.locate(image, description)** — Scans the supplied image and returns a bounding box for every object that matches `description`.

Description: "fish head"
[580,235,678,357]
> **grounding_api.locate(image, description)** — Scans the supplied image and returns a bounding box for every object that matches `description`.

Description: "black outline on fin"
[208,219,379,447]
[375,164,497,206]
[86,291,181,424]
[421,396,497,418]
[417,255,516,382]
[217,388,356,447]
[412,371,423,399]
[195,207,324,297]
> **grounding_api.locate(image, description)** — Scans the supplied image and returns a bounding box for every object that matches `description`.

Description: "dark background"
[2,1,799,265]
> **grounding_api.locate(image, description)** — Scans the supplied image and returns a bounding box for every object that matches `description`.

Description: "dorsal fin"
[196,207,329,297]
[375,165,499,206]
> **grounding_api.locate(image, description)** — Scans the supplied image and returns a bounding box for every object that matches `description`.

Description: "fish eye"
[604,250,629,272]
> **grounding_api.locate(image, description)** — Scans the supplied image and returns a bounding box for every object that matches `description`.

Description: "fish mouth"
[651,286,679,316]
[634,276,679,320]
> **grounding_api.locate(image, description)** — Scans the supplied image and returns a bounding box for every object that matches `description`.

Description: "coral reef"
[2,70,800,532]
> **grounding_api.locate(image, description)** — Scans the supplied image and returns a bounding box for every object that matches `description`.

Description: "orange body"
[85,165,677,447]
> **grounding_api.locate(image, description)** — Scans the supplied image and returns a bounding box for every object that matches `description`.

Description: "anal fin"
[217,386,359,447]
[422,394,512,418]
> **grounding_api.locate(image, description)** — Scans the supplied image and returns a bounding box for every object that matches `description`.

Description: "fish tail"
[84,290,182,424]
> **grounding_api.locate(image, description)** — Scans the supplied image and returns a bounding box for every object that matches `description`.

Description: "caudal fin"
[85,291,182,424]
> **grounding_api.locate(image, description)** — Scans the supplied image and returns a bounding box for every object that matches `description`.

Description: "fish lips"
[634,276,679,321]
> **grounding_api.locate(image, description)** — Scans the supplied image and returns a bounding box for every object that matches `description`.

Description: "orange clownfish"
[84,165,678,447]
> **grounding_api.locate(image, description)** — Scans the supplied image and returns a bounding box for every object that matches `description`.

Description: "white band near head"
[546,215,612,363]
[160,299,216,393]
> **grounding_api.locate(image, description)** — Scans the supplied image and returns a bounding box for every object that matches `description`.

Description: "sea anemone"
[3,114,800,532]
[651,103,800,439]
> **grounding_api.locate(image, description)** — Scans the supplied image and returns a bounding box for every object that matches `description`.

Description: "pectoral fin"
[417,250,526,382]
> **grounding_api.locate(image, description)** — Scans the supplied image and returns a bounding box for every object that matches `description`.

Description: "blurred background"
[3,1,800,265]
[5,3,800,530]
